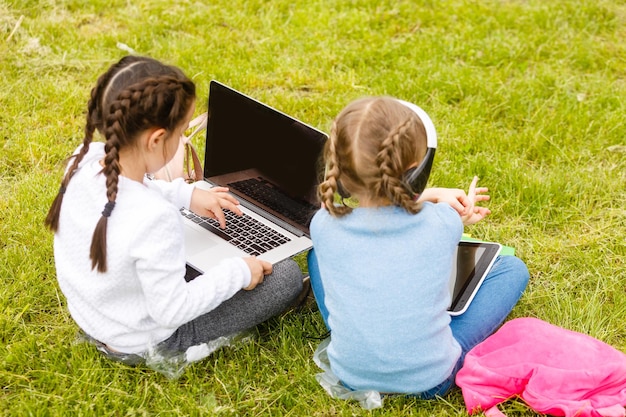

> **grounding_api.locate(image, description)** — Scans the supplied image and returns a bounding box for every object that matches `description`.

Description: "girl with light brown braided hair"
[45,56,303,367]
[306,96,529,402]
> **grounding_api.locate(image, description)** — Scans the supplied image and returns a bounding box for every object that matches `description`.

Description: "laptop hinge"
[236,197,306,237]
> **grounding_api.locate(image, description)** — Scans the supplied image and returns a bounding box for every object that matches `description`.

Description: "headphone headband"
[396,99,437,149]
[395,99,437,197]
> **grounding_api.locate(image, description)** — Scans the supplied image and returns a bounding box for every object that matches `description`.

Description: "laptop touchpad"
[184,225,218,256]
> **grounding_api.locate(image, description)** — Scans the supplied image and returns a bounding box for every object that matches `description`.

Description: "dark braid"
[89,115,121,272]
[46,56,196,273]
[90,73,195,272]
[44,58,135,231]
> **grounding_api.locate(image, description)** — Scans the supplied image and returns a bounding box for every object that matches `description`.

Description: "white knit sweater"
[54,143,251,354]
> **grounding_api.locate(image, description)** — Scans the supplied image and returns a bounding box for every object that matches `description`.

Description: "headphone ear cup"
[403,148,436,196]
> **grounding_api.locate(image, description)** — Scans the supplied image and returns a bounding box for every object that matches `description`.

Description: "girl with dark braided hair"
[45,56,303,364]
[306,97,529,402]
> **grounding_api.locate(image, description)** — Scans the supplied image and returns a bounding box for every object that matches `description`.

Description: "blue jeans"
[307,250,529,398]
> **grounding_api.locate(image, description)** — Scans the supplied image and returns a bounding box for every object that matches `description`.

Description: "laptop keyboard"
[180,208,291,256]
[227,177,316,226]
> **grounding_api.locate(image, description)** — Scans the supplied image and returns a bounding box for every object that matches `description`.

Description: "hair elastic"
[102,201,116,218]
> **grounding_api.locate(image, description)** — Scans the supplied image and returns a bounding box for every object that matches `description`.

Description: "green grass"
[1,0,625,415]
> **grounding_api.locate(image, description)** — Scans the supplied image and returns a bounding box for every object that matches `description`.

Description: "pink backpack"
[456,317,626,417]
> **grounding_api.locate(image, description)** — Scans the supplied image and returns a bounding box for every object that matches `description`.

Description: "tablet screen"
[448,241,501,315]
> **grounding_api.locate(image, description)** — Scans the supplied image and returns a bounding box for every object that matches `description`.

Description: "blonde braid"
[375,116,421,214]
[319,120,353,217]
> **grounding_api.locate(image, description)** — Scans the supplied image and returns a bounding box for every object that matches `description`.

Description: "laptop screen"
[204,81,327,207]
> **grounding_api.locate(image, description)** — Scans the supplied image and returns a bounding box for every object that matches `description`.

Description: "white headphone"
[396,99,437,196]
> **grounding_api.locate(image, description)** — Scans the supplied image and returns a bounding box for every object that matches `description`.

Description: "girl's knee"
[497,256,530,293]
[270,258,304,299]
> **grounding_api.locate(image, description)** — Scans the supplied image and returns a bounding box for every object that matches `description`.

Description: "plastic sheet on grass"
[313,337,384,410]
[77,329,255,379]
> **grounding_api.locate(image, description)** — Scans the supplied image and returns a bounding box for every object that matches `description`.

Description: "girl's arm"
[148,177,195,208]
[149,179,242,229]
[418,177,491,225]
[418,187,470,214]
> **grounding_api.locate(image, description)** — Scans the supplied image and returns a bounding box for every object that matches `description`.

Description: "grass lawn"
[1,0,625,415]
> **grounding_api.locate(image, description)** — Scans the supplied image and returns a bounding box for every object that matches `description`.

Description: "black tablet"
[447,241,502,316]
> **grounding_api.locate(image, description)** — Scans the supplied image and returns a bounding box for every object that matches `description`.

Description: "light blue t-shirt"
[310,202,463,393]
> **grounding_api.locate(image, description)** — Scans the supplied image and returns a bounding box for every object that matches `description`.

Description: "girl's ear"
[145,128,167,152]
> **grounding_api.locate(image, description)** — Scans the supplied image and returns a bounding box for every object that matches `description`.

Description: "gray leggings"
[156,258,303,354]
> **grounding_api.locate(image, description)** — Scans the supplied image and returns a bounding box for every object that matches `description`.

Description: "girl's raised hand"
[461,176,491,225]
[189,186,242,229]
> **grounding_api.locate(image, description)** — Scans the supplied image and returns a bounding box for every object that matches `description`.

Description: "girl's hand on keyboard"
[190,187,242,229]
[243,257,273,290]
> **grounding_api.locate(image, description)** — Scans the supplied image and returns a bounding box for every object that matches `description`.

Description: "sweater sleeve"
[146,177,195,209]
[128,203,250,328]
